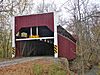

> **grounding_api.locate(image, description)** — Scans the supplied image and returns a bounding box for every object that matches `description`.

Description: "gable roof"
[57,25,76,43]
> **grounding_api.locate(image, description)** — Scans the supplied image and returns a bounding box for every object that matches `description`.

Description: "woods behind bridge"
[0,0,100,75]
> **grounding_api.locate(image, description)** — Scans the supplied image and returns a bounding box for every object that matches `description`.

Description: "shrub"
[48,63,66,75]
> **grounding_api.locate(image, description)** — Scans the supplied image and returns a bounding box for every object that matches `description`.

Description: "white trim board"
[16,37,54,41]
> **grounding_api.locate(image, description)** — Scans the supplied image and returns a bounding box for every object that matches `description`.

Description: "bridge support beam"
[54,12,58,58]
[12,17,15,58]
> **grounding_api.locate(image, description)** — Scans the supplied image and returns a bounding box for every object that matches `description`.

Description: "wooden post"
[36,26,38,35]
[54,12,58,58]
[30,27,32,36]
[12,16,15,58]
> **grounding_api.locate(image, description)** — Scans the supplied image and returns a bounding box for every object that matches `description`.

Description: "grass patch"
[32,60,67,75]
[33,64,43,75]
[48,63,66,75]
[55,70,66,75]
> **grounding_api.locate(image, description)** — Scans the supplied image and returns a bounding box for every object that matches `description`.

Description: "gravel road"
[0,56,54,67]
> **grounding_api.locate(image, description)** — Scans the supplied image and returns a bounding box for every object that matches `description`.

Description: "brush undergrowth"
[32,61,67,75]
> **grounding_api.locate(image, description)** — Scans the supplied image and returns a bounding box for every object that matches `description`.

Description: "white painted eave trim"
[16,37,54,41]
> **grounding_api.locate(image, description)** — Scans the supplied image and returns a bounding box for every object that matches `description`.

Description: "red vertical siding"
[15,12,54,33]
[58,34,76,60]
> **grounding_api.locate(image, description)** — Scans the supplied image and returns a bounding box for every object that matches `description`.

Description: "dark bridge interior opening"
[19,40,54,57]
[16,26,54,39]
[16,26,54,57]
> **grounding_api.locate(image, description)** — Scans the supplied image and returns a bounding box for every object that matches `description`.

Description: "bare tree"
[0,0,35,58]
[63,0,100,74]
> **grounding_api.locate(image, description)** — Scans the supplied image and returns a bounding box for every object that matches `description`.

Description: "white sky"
[33,0,100,17]
[34,0,100,7]
[33,0,100,28]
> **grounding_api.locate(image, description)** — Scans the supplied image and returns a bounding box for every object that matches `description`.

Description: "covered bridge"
[13,12,76,60]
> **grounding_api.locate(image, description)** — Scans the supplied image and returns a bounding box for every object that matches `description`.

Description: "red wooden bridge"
[12,12,76,60]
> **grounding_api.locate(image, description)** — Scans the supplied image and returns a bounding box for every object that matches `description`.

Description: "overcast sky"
[34,0,100,8]
[33,0,100,18]
[32,0,100,28]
